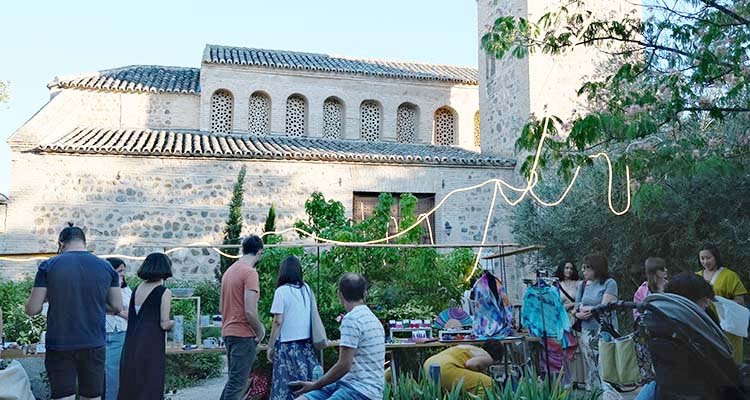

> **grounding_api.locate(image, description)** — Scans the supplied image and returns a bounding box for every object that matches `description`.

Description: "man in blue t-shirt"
[25,224,121,400]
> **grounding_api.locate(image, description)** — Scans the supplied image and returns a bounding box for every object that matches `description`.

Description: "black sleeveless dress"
[118,285,166,400]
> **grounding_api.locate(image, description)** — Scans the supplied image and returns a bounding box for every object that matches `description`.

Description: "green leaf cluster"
[384,371,599,399]
[482,0,750,184]
[510,161,750,310]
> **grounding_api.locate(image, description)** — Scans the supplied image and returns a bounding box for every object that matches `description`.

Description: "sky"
[0,0,479,195]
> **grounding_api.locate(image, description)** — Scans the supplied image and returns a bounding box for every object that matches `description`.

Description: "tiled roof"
[36,128,514,167]
[203,44,478,85]
[49,66,200,94]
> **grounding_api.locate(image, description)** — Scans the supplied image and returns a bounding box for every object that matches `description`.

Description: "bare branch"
[700,0,750,26]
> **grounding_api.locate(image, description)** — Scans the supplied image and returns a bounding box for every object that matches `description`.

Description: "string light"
[0,118,632,269]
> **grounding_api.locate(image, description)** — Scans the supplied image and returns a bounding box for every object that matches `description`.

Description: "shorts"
[45,346,105,398]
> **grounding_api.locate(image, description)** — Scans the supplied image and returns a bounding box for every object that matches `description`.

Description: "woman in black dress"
[118,253,174,400]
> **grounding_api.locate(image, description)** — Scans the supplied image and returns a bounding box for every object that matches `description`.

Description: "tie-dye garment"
[471,272,513,338]
[521,284,571,342]
[522,284,578,379]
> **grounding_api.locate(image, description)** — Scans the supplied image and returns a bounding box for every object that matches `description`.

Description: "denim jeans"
[104,331,126,400]
[303,382,371,400]
[635,381,656,400]
[220,336,258,400]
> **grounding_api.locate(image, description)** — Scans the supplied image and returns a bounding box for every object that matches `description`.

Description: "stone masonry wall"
[1,153,527,299]
[8,89,199,150]
[478,0,632,159]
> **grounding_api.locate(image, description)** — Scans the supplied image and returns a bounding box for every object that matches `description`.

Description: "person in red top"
[220,235,265,400]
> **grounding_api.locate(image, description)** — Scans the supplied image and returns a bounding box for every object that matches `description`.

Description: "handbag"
[245,371,269,400]
[598,333,640,386]
[305,284,328,350]
[571,282,586,332]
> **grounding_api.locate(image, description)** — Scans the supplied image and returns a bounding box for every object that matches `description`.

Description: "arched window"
[248,91,271,134]
[396,103,418,143]
[322,97,344,139]
[360,100,382,142]
[473,110,481,147]
[285,94,307,136]
[210,89,233,134]
[434,106,456,145]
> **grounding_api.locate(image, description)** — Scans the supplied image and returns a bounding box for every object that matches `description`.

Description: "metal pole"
[317,245,323,368]
[537,272,551,389]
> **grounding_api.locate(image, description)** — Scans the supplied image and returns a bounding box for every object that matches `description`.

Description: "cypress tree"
[216,166,246,281]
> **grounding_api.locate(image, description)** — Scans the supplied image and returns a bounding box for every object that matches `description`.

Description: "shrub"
[0,279,46,344]
[165,352,223,392]
[384,372,600,399]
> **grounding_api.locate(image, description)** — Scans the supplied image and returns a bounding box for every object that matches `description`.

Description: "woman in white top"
[105,258,132,400]
[267,256,321,400]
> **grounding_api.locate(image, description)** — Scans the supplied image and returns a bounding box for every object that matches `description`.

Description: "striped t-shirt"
[339,304,385,399]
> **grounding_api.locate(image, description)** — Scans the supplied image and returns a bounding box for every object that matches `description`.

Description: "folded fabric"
[714,296,750,338]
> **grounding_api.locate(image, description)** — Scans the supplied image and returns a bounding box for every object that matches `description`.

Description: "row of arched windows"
[209,89,479,146]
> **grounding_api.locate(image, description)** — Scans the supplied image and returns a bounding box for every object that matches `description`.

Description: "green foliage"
[384,372,599,399]
[165,353,223,392]
[217,166,247,281]
[262,204,282,244]
[288,192,474,334]
[193,279,221,315]
[511,162,750,312]
[293,192,350,240]
[481,1,750,187]
[163,279,221,344]
[0,279,45,344]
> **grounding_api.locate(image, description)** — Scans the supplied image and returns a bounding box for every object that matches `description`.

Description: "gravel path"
[167,375,226,399]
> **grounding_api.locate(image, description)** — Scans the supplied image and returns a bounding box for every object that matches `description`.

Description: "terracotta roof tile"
[203,44,478,85]
[37,128,514,168]
[49,66,200,94]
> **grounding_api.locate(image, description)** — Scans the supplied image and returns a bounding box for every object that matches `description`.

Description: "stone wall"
[1,153,524,296]
[477,0,632,159]
[200,65,479,150]
[8,89,199,151]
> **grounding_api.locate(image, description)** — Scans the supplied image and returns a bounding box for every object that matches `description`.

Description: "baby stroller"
[592,293,747,400]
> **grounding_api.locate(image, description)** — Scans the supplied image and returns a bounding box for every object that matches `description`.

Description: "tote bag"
[598,333,640,386]
[0,360,35,400]
[305,284,328,350]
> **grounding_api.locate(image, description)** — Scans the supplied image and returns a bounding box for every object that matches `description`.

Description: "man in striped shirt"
[293,273,385,400]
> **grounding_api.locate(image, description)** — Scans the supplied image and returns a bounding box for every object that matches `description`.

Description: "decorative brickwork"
[396,103,418,143]
[248,92,270,134]
[210,90,233,133]
[285,94,306,136]
[322,97,343,139]
[360,100,381,141]
[434,107,456,145]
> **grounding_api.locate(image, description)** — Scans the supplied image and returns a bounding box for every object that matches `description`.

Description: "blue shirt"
[576,278,618,331]
[34,251,118,350]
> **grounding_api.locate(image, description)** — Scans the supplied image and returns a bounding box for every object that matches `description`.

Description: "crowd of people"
[21,228,386,400]
[551,246,747,400]
[13,222,749,400]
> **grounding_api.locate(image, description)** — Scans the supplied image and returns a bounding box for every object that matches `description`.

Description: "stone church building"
[1,0,619,288]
